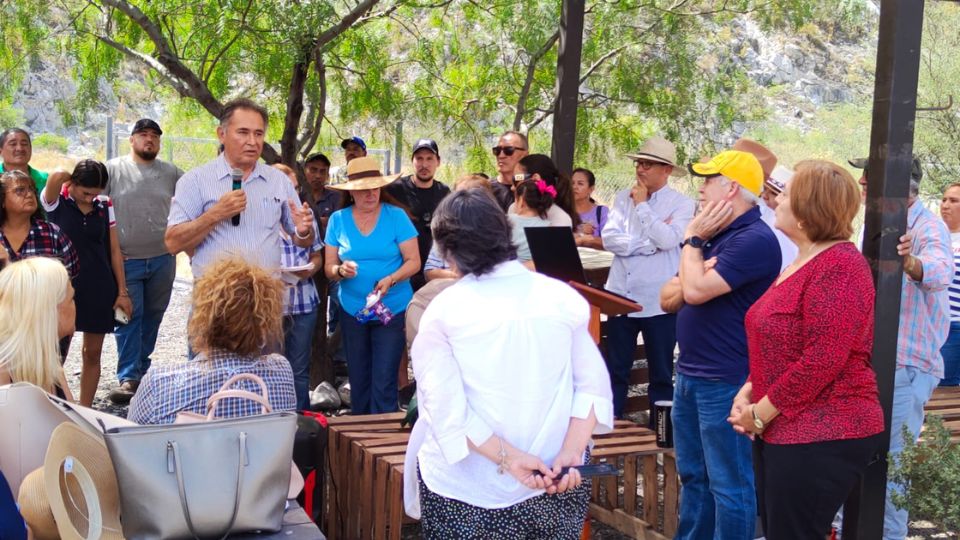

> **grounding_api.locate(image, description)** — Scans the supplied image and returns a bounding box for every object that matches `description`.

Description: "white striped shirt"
[949,232,960,321]
[168,155,300,278]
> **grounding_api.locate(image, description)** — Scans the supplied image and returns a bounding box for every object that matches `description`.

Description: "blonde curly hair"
[188,258,284,356]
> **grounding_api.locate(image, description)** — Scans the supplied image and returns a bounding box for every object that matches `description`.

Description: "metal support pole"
[393,121,403,174]
[846,1,926,537]
[105,117,114,160]
[550,0,585,175]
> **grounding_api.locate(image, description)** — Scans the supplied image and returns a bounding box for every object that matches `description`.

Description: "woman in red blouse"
[728,160,883,538]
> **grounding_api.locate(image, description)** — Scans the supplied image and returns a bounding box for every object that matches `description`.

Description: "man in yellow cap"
[666,150,781,538]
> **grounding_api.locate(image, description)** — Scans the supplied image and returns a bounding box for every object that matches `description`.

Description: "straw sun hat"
[327,156,401,191]
[625,135,685,176]
[41,423,125,540]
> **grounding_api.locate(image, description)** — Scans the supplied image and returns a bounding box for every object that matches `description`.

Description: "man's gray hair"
[718,177,760,206]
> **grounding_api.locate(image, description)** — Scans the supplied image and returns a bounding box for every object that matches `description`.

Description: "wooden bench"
[925,386,960,443]
[321,415,677,540]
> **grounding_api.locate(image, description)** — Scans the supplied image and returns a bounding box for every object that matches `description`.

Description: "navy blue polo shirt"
[676,206,781,385]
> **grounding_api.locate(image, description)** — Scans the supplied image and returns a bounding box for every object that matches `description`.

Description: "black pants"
[417,461,590,540]
[754,433,882,539]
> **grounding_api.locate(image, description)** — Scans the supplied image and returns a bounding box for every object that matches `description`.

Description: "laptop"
[524,226,639,306]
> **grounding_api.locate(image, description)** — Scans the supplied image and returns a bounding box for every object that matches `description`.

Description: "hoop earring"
[798,222,804,230]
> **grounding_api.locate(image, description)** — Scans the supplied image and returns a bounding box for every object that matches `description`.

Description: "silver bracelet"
[294,228,311,240]
[496,437,508,475]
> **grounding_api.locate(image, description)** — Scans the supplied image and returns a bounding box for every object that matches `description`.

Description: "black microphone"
[231,168,243,226]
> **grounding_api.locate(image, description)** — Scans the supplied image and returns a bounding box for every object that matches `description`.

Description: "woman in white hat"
[324,156,420,414]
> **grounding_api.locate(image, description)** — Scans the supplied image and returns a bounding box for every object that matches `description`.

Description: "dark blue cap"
[340,136,366,151]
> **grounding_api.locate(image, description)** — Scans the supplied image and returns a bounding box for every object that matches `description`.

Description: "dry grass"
[28,150,79,173]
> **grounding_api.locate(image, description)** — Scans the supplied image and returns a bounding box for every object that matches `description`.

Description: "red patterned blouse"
[746,242,884,444]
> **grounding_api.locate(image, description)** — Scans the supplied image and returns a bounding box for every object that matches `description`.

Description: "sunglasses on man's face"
[493,146,525,157]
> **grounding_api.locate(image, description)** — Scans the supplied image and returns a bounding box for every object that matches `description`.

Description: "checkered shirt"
[898,202,953,378]
[0,219,79,279]
[126,350,297,425]
[280,225,323,315]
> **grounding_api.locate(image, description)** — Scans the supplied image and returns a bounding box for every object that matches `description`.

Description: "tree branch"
[513,29,560,131]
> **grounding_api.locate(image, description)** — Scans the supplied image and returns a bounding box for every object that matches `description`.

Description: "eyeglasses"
[634,159,662,170]
[492,146,525,157]
[7,185,36,199]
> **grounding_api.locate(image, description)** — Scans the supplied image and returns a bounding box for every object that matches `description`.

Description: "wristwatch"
[681,236,704,249]
[751,406,765,431]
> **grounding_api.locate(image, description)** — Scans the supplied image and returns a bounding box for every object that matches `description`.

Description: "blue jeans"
[939,321,960,386]
[605,313,677,420]
[114,254,176,383]
[328,282,345,363]
[885,367,940,539]
[339,308,406,414]
[283,309,319,411]
[673,373,755,540]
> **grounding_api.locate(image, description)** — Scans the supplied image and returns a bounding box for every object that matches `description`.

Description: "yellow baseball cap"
[689,150,764,196]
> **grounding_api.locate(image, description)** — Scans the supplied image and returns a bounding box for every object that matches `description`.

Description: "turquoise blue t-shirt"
[325,203,418,316]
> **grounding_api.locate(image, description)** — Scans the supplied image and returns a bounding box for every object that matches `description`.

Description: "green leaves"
[889,414,960,533]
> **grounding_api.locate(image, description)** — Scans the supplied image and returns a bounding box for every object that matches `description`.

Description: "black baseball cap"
[131,118,162,136]
[304,152,331,166]
[848,156,923,182]
[411,138,440,159]
[340,136,366,151]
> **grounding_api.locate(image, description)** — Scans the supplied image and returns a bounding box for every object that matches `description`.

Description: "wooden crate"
[322,414,677,540]
[588,422,678,539]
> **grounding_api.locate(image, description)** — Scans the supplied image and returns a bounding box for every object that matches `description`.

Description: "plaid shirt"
[280,225,323,315]
[0,219,79,280]
[898,201,953,377]
[126,350,297,425]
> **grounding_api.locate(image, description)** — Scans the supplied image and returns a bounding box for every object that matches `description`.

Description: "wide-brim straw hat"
[17,468,60,540]
[43,423,125,540]
[327,156,401,191]
[625,135,685,176]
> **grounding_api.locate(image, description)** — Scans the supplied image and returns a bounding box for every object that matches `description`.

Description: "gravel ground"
[62,277,193,417]
[62,277,952,539]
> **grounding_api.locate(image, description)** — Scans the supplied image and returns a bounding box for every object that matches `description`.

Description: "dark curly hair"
[432,189,517,276]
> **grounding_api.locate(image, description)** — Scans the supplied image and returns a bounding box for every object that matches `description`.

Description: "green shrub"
[889,414,960,533]
[32,133,69,154]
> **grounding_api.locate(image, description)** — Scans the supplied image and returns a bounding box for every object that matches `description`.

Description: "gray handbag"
[102,411,297,540]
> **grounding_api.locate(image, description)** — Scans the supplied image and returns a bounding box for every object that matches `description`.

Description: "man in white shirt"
[601,135,696,423]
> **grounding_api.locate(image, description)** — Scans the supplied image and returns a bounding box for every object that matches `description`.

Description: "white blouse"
[403,260,614,516]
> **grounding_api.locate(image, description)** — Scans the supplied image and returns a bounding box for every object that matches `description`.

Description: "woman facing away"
[0,257,76,401]
[127,258,296,425]
[728,160,883,539]
[404,189,613,539]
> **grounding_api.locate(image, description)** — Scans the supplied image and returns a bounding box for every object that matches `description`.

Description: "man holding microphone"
[165,98,315,279]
